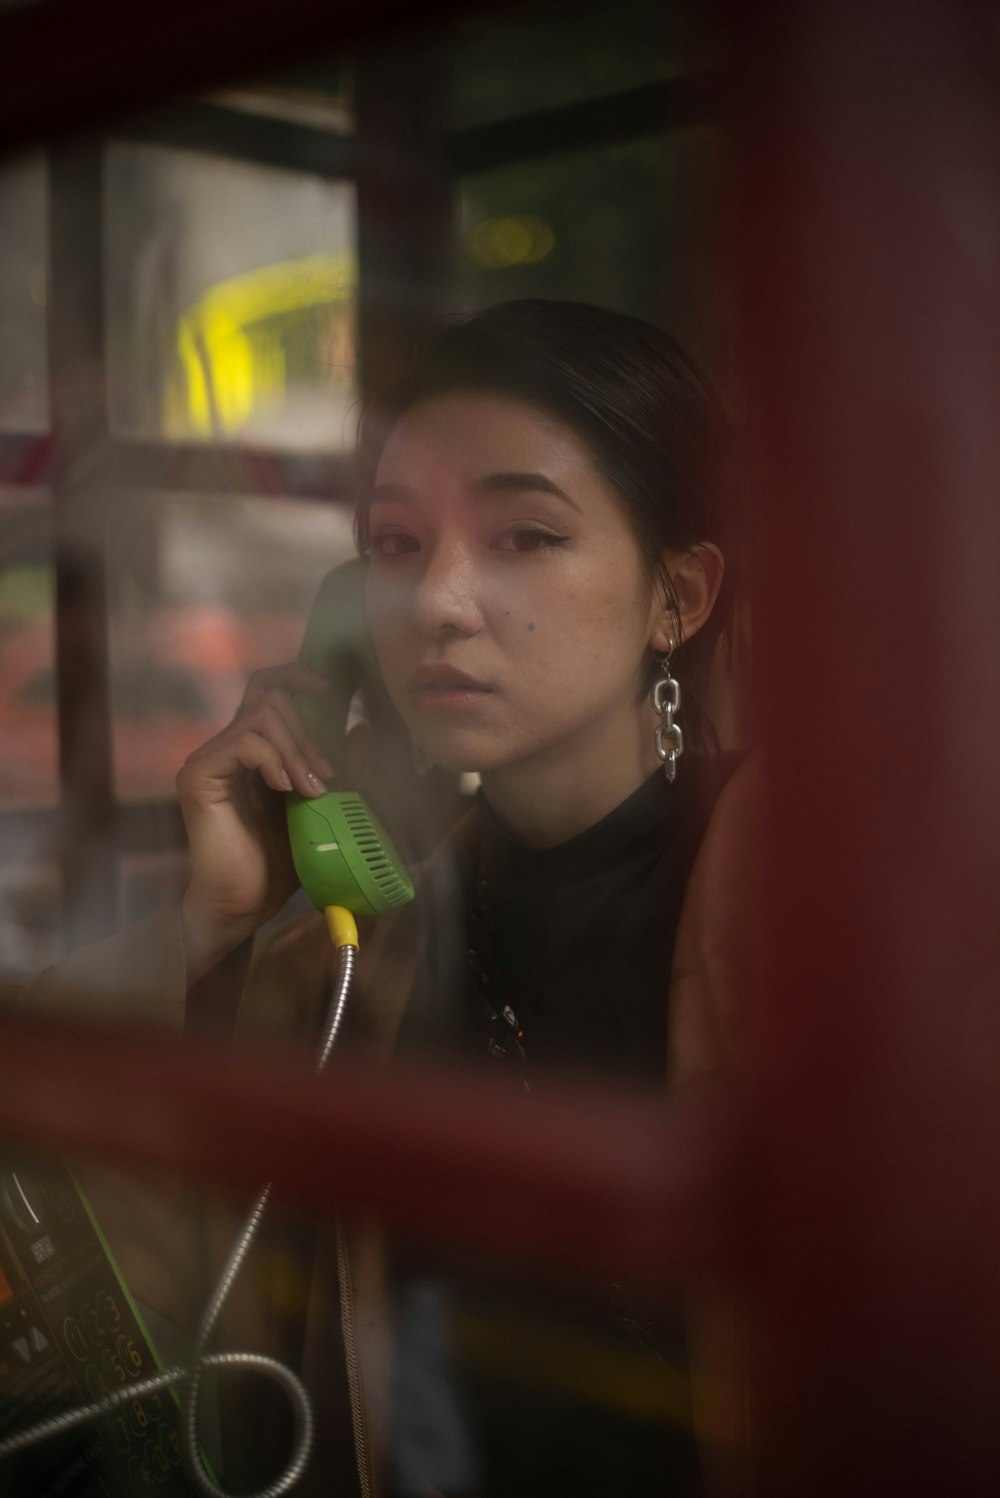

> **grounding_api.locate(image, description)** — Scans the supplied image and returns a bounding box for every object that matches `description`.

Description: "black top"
[390,763,735,1498]
[470,768,689,1081]
[399,762,723,1081]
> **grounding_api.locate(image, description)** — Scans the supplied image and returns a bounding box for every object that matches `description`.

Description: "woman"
[178,299,744,1495]
[30,301,750,1497]
[180,299,734,1020]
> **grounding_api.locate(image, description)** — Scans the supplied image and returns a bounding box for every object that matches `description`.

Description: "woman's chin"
[411,730,507,777]
[418,746,489,775]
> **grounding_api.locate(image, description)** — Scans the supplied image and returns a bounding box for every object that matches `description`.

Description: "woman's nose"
[409,539,482,638]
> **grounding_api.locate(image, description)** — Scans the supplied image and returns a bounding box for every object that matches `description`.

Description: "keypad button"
[97,1290,122,1333]
[29,1234,55,1264]
[63,1315,88,1361]
[81,1300,104,1347]
[158,1422,181,1466]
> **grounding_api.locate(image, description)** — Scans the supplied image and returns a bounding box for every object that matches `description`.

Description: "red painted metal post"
[731,3,1000,1492]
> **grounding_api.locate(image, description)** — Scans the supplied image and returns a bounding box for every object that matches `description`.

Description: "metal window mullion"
[98,438,359,504]
[445,70,722,175]
[47,138,119,949]
[110,102,360,181]
[354,41,454,404]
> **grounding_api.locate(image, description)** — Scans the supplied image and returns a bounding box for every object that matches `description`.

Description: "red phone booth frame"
[2,2,1000,1493]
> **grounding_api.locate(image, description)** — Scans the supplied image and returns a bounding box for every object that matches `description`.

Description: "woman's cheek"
[367,624,410,714]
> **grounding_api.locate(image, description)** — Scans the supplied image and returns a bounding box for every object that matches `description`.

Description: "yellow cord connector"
[324,905,359,951]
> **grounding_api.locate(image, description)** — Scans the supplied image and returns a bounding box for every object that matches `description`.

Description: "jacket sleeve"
[668,753,764,1496]
[22,901,189,1031]
[668,752,763,1086]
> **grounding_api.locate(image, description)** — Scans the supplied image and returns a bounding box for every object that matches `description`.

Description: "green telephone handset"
[285,558,415,924]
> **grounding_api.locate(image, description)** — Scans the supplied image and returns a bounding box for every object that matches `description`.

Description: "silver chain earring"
[652,641,684,784]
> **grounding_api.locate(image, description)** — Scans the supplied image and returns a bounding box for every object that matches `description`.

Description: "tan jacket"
[24,757,759,1496]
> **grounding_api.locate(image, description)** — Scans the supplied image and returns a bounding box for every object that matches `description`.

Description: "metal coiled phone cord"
[0,933,358,1498]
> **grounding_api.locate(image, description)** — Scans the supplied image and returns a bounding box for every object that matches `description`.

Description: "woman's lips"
[409,664,493,708]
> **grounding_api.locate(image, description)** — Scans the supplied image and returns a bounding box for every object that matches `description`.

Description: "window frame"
[0,15,720,950]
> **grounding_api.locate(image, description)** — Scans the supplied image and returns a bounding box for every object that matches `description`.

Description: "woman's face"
[366,392,667,781]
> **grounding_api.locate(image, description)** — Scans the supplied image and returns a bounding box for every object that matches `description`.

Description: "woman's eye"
[493,527,570,554]
[370,531,419,558]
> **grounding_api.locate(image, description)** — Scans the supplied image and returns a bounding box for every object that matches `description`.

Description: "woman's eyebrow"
[371,473,582,511]
[476,471,581,511]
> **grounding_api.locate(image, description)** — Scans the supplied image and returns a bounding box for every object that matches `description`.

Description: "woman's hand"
[177,662,334,983]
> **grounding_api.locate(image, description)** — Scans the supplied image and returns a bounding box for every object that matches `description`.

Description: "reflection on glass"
[0,154,48,434]
[451,0,714,130]
[104,144,358,451]
[0,863,60,992]
[207,58,354,135]
[0,489,59,992]
[455,128,725,378]
[0,1145,226,1492]
[118,850,190,928]
[0,489,56,808]
[106,492,357,801]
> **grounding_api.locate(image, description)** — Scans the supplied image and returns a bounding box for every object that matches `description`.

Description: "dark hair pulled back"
[357,298,734,754]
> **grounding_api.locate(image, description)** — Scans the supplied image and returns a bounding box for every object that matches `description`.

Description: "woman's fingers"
[175,661,335,974]
[241,661,329,709]
[182,698,330,801]
[229,728,309,796]
[240,669,335,783]
[244,686,335,783]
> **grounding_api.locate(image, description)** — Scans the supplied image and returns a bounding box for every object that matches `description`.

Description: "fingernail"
[306,772,325,794]
[280,770,293,791]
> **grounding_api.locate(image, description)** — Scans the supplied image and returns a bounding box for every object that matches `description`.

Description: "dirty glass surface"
[105,493,357,802]
[0,154,48,434]
[451,0,714,129]
[454,126,727,386]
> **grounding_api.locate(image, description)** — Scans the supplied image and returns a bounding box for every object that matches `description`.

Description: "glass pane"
[0,489,59,992]
[104,145,358,451]
[455,127,726,379]
[0,862,61,993]
[0,154,49,433]
[451,0,715,130]
[118,849,190,928]
[106,493,357,801]
[0,488,56,808]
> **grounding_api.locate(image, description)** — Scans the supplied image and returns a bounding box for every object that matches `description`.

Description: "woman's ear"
[649,542,725,652]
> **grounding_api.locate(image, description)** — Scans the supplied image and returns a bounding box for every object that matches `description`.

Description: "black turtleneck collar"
[475,768,676,892]
[401,756,741,1081]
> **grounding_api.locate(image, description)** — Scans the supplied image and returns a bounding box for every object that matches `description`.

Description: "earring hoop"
[652,640,684,784]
